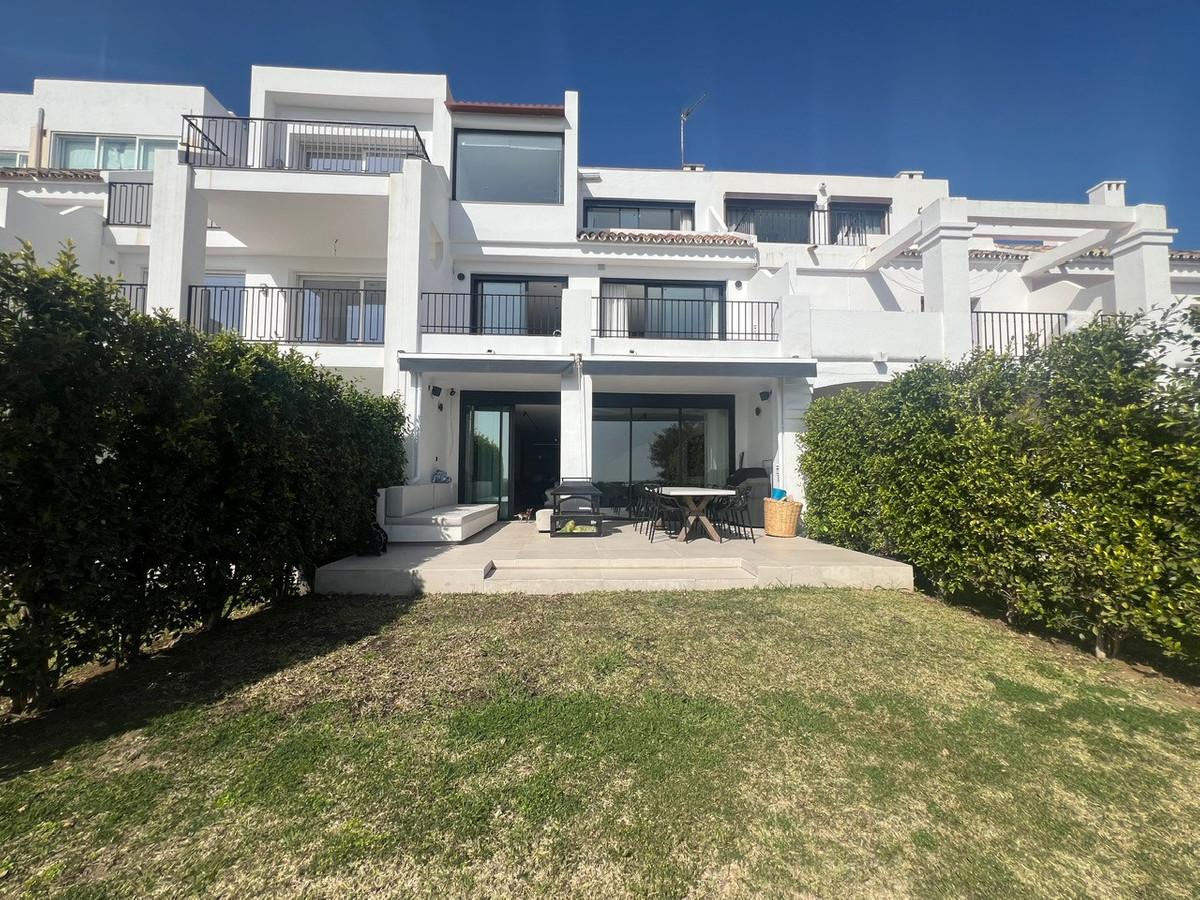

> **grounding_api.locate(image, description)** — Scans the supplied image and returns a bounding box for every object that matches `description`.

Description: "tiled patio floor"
[315,521,914,595]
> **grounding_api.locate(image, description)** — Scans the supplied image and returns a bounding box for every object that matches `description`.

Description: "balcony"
[116,282,147,313]
[419,292,563,336]
[181,115,428,173]
[106,182,152,226]
[595,297,779,341]
[186,285,385,344]
[727,202,890,246]
[972,310,1067,357]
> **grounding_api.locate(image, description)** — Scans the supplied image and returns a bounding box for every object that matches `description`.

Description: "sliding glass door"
[591,396,733,513]
[463,405,511,519]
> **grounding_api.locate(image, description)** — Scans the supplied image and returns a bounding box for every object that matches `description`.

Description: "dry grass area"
[2,588,1199,898]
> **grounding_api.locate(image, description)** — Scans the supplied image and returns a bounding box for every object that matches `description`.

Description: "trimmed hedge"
[0,247,406,711]
[801,305,1200,664]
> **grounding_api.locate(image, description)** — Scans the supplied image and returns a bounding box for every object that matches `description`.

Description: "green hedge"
[0,247,406,711]
[801,306,1200,664]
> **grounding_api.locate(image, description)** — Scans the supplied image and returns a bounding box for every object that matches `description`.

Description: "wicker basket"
[763,497,802,538]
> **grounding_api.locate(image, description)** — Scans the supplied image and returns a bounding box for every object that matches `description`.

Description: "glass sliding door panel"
[299,279,360,343]
[200,273,246,334]
[682,408,730,486]
[477,280,527,335]
[592,407,632,511]
[465,406,510,519]
[362,279,386,343]
[99,138,137,170]
[631,407,684,484]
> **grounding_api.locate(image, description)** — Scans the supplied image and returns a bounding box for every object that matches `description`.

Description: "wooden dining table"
[657,486,736,542]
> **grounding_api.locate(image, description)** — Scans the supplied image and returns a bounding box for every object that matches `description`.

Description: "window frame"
[827,201,891,245]
[0,150,29,167]
[468,274,567,336]
[452,128,566,205]
[583,199,696,231]
[51,133,177,171]
[724,197,815,244]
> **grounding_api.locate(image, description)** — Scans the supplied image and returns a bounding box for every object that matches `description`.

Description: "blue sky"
[3,0,1196,243]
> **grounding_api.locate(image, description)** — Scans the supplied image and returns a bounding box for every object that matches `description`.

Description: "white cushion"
[385,484,436,518]
[433,481,456,508]
[535,508,552,532]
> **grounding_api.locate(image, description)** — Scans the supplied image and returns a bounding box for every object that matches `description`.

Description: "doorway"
[460,391,560,519]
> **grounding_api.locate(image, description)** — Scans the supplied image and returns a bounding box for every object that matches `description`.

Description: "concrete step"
[482,565,757,594]
[489,556,746,572]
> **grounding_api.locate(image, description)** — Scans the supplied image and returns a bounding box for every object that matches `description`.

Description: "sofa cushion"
[385,484,436,519]
[390,503,495,528]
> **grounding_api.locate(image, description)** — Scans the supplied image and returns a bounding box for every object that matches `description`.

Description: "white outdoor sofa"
[375,483,498,543]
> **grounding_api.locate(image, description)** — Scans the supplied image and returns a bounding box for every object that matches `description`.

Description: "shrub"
[800,305,1200,665]
[0,246,405,711]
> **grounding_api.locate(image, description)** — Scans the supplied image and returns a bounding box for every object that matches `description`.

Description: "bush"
[0,247,405,711]
[800,305,1200,665]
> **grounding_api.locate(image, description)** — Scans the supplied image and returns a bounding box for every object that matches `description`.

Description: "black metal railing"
[810,206,891,246]
[116,282,147,313]
[972,310,1067,357]
[595,297,778,341]
[185,286,385,344]
[107,182,153,226]
[182,115,428,172]
[419,292,563,336]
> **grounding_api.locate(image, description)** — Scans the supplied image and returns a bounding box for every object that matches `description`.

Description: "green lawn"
[2,588,1199,898]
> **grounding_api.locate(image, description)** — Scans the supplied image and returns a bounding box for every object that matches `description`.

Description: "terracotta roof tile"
[446,100,565,117]
[0,167,104,182]
[578,229,752,248]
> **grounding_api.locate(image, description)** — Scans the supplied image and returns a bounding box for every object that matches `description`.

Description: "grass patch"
[2,588,1199,897]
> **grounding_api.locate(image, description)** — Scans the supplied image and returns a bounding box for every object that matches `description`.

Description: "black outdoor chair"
[714,483,755,542]
[646,486,686,542]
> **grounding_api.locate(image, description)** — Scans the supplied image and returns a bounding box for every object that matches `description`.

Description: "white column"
[778,376,812,503]
[1110,205,1175,314]
[917,198,975,361]
[146,151,206,319]
[384,166,423,394]
[559,363,593,481]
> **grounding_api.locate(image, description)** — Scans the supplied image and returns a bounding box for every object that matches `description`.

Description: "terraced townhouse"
[1,66,1196,517]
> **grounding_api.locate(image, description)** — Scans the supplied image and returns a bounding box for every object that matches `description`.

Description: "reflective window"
[454,130,564,203]
[584,201,694,231]
[0,150,29,167]
[725,200,812,243]
[53,134,175,170]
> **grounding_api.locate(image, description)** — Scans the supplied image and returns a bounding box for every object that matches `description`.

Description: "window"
[828,202,889,245]
[725,199,813,243]
[592,396,733,510]
[471,276,565,336]
[584,200,694,231]
[0,150,29,167]
[454,130,564,203]
[298,278,386,343]
[598,280,724,339]
[52,134,176,170]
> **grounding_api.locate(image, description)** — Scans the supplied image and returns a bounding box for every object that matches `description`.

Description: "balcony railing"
[107,182,152,226]
[811,207,891,246]
[419,292,563,336]
[186,286,385,344]
[116,282,147,313]
[182,115,429,172]
[595,297,779,341]
[972,310,1067,357]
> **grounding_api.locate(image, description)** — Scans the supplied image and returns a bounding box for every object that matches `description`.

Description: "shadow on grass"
[0,594,415,781]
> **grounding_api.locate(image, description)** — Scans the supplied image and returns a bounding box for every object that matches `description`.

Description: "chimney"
[1087,180,1126,207]
[682,162,705,172]
[896,170,924,180]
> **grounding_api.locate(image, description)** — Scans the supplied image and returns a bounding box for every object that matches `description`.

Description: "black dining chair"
[714,483,755,542]
[647,487,686,542]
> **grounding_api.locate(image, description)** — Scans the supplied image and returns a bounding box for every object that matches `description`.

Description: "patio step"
[483,560,756,594]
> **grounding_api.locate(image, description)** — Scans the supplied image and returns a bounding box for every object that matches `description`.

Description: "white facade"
[1,66,1196,513]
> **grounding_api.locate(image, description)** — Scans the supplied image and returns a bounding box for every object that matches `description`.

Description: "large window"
[454,130,564,203]
[598,280,724,339]
[725,199,813,243]
[584,200,694,231]
[52,134,176,170]
[828,202,890,245]
[0,150,29,167]
[298,278,386,343]
[592,396,733,512]
[471,276,565,336]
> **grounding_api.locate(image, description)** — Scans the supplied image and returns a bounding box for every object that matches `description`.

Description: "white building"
[2,67,1196,518]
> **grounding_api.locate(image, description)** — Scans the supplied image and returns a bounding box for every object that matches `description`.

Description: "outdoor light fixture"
[456,272,465,281]
[755,406,762,416]
[759,390,772,401]
[430,385,442,397]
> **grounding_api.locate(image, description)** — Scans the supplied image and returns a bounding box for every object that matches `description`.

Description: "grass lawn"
[2,588,1199,898]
